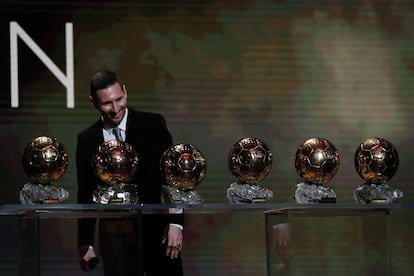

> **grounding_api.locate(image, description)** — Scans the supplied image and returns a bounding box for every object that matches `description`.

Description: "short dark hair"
[89,70,123,101]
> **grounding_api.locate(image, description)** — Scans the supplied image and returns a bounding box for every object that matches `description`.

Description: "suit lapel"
[91,119,105,149]
[125,108,139,145]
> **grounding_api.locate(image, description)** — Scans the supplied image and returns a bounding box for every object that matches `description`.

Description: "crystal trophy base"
[19,182,69,204]
[226,182,273,203]
[353,182,403,204]
[93,183,139,204]
[294,182,336,204]
[161,185,204,204]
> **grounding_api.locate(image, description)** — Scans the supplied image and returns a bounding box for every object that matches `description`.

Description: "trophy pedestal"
[294,182,336,204]
[93,183,139,204]
[161,185,204,204]
[19,182,69,204]
[226,182,273,203]
[353,183,403,204]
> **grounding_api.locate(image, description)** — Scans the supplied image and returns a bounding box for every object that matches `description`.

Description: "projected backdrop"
[0,1,414,275]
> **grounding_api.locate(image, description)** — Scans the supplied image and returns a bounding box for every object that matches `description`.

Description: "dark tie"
[112,127,122,141]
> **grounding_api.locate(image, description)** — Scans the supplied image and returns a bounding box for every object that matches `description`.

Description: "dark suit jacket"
[76,107,183,248]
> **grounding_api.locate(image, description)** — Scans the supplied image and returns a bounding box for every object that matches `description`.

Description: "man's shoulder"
[128,108,165,122]
[78,120,100,139]
[127,108,169,135]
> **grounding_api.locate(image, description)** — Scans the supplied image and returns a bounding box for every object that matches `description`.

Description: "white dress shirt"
[102,109,128,142]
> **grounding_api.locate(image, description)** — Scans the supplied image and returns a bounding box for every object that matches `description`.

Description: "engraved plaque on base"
[93,140,140,204]
[294,182,336,204]
[227,137,273,203]
[160,144,206,204]
[294,137,340,204]
[353,183,403,204]
[20,136,69,204]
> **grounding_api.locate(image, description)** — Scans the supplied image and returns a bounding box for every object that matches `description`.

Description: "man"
[76,70,184,275]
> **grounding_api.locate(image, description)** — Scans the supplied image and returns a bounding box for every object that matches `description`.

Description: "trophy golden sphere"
[94,140,139,185]
[160,144,207,191]
[295,137,340,184]
[354,137,399,184]
[228,137,273,185]
[22,136,68,184]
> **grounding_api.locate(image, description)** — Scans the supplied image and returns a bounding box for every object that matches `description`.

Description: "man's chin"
[104,119,121,127]
[112,119,122,125]
[105,116,123,126]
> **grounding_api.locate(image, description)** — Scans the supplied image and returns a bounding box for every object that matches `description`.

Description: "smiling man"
[76,70,184,276]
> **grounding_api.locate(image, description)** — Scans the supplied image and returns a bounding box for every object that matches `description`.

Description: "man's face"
[90,82,128,127]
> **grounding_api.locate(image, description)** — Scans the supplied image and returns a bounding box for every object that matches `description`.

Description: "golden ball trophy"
[92,140,140,204]
[227,137,273,203]
[160,143,207,204]
[354,137,403,204]
[20,136,69,204]
[294,137,339,203]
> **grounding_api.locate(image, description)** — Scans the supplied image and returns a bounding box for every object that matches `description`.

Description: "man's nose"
[112,102,120,113]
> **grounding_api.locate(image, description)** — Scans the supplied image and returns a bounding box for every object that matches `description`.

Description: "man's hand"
[162,224,183,259]
[79,245,100,271]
